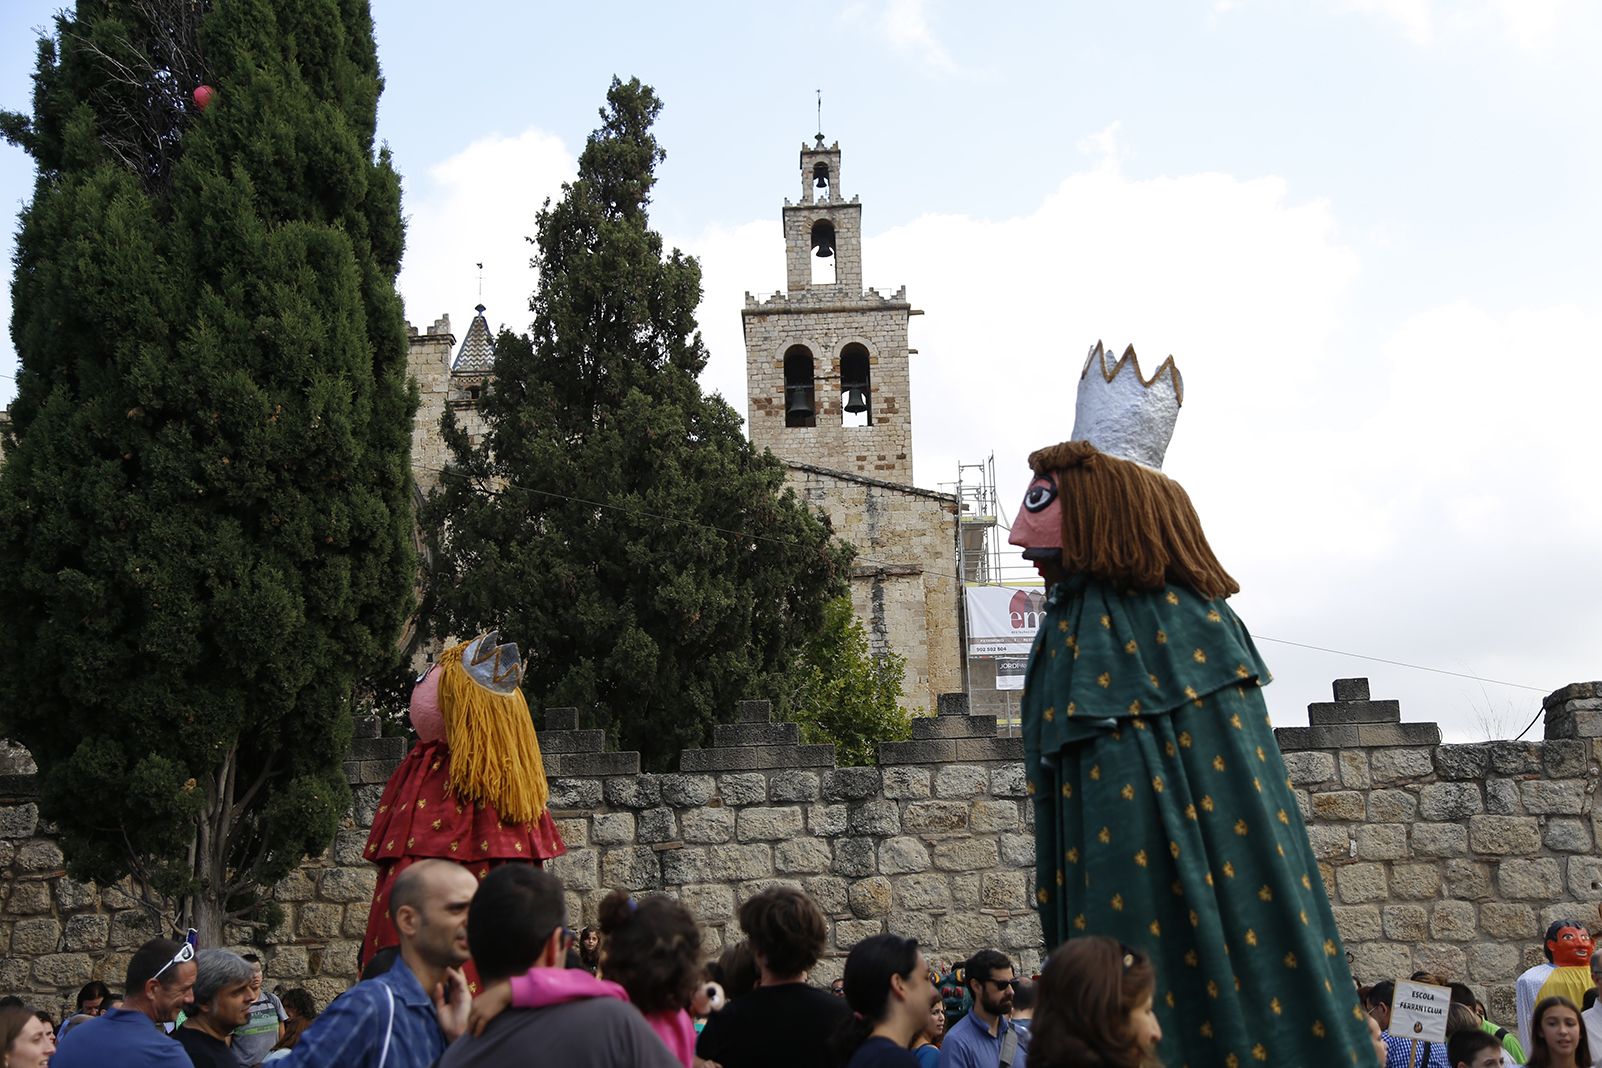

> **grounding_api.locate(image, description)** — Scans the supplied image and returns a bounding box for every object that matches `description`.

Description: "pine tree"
[425,78,850,767]
[0,0,414,945]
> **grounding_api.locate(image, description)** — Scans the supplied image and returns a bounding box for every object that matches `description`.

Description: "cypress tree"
[425,78,851,767]
[0,0,414,944]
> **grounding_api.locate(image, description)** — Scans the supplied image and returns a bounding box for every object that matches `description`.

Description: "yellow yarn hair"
[437,642,549,824]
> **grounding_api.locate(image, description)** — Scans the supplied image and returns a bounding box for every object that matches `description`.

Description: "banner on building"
[965,584,1045,658]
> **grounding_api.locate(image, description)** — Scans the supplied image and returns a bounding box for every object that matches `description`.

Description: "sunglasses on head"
[153,929,198,982]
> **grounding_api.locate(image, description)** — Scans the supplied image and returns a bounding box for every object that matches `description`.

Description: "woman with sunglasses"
[1028,937,1162,1068]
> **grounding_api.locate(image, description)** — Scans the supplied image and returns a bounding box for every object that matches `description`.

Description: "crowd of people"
[5,862,1602,1068]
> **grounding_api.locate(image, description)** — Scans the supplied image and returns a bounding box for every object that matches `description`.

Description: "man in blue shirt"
[54,936,196,1068]
[940,950,1027,1068]
[280,859,477,1068]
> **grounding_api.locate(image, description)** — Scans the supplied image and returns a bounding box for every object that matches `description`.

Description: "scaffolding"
[951,455,1026,732]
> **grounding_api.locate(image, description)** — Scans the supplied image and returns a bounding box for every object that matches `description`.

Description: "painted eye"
[1023,476,1057,513]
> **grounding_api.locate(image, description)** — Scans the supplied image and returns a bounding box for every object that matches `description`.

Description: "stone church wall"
[7,675,1602,1031]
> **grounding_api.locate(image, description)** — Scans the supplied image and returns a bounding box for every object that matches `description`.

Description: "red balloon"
[192,85,216,111]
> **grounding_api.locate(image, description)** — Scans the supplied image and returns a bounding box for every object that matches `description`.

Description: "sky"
[2,1,1600,741]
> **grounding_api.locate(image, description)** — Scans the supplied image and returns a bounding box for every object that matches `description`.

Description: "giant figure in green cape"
[1011,342,1374,1066]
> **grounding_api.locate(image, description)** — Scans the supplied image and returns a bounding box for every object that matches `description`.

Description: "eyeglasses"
[152,929,198,983]
[985,978,1021,991]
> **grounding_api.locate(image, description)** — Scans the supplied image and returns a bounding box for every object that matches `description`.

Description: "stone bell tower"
[742,136,918,485]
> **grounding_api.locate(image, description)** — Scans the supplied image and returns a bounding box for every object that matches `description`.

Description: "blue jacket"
[53,1007,190,1068]
[278,958,446,1068]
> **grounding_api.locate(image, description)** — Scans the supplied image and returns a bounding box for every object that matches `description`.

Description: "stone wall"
[786,463,961,715]
[405,315,454,497]
[1278,678,1602,1023]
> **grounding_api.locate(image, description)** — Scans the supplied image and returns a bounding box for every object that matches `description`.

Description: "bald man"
[281,859,477,1068]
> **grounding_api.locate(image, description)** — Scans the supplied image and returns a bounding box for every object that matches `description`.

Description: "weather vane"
[816,89,823,141]
[476,261,483,299]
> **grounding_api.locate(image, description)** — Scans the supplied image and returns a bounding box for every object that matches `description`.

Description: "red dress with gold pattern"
[359,738,566,967]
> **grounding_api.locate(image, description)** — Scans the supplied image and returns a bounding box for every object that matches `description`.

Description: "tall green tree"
[0,0,414,945]
[787,597,910,767]
[425,78,850,767]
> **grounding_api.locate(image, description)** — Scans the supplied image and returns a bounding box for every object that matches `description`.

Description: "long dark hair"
[832,934,922,1060]
[1528,995,1590,1068]
[597,890,703,1015]
[1,1005,39,1058]
[1029,937,1159,1068]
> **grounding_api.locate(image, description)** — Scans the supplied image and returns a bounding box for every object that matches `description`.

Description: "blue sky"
[3,1,1600,739]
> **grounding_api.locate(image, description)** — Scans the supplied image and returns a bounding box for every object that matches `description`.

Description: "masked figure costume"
[360,632,565,969]
[1011,343,1371,1066]
[1536,919,1595,1007]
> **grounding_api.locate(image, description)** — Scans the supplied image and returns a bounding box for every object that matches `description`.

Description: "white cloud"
[396,129,576,343]
[840,0,961,75]
[1336,0,1579,48]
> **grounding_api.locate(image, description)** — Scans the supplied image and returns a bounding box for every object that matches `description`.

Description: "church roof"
[452,304,494,375]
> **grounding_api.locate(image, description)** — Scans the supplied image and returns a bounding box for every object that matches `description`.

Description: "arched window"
[784,345,816,428]
[840,344,871,427]
[812,161,832,200]
[810,219,836,286]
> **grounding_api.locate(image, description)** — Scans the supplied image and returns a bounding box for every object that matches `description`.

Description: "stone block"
[933,838,999,872]
[1486,741,1543,775]
[953,737,1024,762]
[1333,678,1372,701]
[1369,747,1435,783]
[1430,901,1476,941]
[881,767,931,800]
[1467,942,1520,984]
[833,838,877,878]
[937,693,971,717]
[1444,860,1493,900]
[1417,782,1482,821]
[712,722,800,748]
[1355,824,1408,861]
[1308,699,1401,725]
[1468,815,1540,855]
[351,785,385,827]
[604,776,662,809]
[109,909,160,948]
[848,876,894,918]
[878,836,932,875]
[967,799,1018,834]
[1338,751,1372,789]
[266,946,309,980]
[548,778,603,810]
[1335,863,1387,904]
[1413,943,1467,980]
[999,833,1036,868]
[774,838,832,875]
[1480,903,1536,940]
[737,806,804,842]
[591,812,636,846]
[15,840,63,871]
[888,911,940,944]
[1544,740,1589,778]
[893,872,951,912]
[902,801,968,834]
[319,867,376,903]
[1520,780,1586,815]
[538,729,607,754]
[803,876,850,915]
[834,917,885,948]
[1001,911,1044,950]
[554,817,588,848]
[1382,905,1428,941]
[769,771,822,802]
[705,844,774,882]
[878,740,956,764]
[679,884,735,925]
[12,917,60,955]
[1283,751,1337,786]
[0,803,40,838]
[1305,826,1349,860]
[737,700,773,723]
[824,768,882,802]
[1544,818,1592,853]
[1310,791,1365,822]
[551,752,642,777]
[660,847,707,886]
[544,707,580,731]
[679,808,735,844]
[933,765,989,799]
[848,800,901,836]
[717,774,769,806]
[5,880,51,915]
[1485,778,1521,815]
[937,913,1001,954]
[297,903,342,940]
[991,764,1028,798]
[32,953,92,987]
[1332,905,1381,942]
[1434,744,1490,781]
[1358,722,1441,748]
[53,877,97,912]
[549,847,599,891]
[1410,823,1468,858]
[1567,855,1602,901]
[0,959,24,992]
[601,847,662,891]
[637,807,677,843]
[807,803,848,837]
[1389,863,1443,900]
[659,775,716,808]
[981,870,1030,910]
[342,904,369,938]
[1497,858,1562,900]
[334,829,370,866]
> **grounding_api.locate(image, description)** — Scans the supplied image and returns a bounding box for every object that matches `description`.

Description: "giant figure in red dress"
[360,631,566,969]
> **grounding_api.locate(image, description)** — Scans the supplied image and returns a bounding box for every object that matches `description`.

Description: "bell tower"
[743,136,917,485]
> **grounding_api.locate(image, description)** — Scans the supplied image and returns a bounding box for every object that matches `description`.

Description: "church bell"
[842,386,869,414]
[786,383,816,419]
[813,227,835,259]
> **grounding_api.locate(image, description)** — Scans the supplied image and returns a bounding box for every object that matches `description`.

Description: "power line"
[1250,635,1546,692]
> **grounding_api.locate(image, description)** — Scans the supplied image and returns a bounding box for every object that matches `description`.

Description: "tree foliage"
[786,597,910,767]
[424,78,850,768]
[0,0,414,943]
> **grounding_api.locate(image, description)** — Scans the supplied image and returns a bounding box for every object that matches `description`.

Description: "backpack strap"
[377,983,395,1068]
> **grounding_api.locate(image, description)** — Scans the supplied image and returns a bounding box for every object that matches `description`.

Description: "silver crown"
[1071,341,1184,470]
[463,631,524,695]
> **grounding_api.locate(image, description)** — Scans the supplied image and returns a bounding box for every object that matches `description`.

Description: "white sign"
[965,584,1045,657]
[1390,980,1450,1043]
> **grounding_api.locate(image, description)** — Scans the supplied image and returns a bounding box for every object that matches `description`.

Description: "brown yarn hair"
[1028,937,1159,1068]
[1027,440,1238,600]
[1528,995,1590,1068]
[598,890,703,1015]
[738,886,828,979]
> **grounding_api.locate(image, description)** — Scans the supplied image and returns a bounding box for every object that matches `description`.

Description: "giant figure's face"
[410,664,445,743]
[1009,473,1064,583]
[1549,924,1594,968]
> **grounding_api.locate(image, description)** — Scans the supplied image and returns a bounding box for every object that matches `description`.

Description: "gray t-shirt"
[438,997,681,1068]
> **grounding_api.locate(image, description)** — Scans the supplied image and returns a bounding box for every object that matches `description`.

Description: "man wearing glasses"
[939,950,1027,1068]
[54,935,197,1067]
